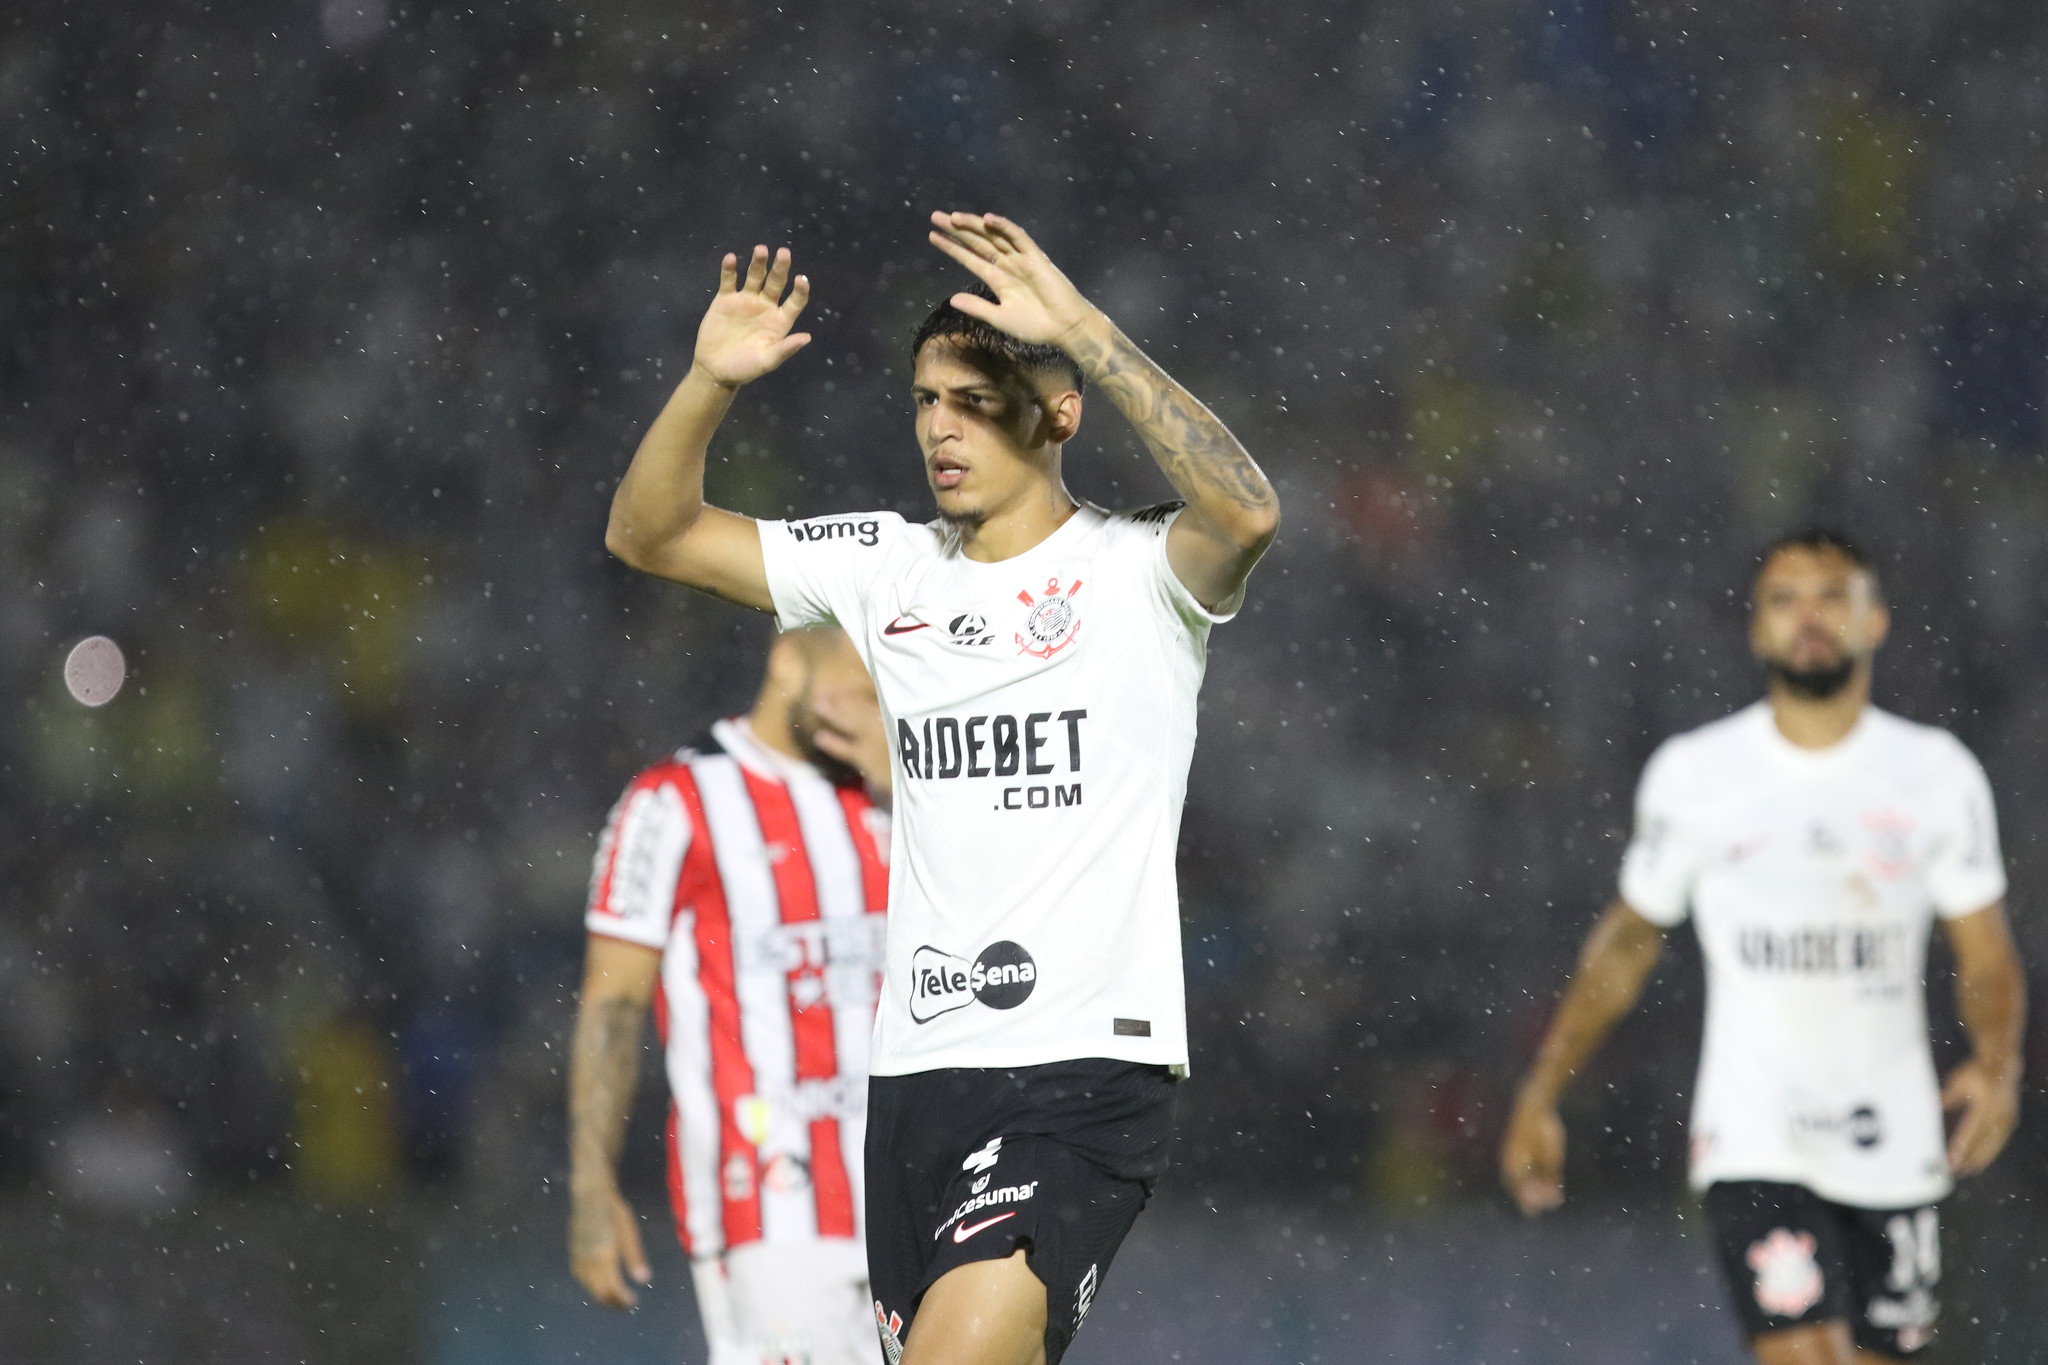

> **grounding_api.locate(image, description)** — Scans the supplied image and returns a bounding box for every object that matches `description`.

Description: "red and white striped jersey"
[586,717,890,1257]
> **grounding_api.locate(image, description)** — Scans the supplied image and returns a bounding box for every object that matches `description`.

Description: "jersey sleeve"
[1120,502,1244,630]
[757,511,909,633]
[1924,739,2007,918]
[1617,739,1700,927]
[585,771,693,949]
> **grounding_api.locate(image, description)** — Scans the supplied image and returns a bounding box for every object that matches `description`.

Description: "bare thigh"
[900,1248,1046,1365]
[1751,1321,1865,1365]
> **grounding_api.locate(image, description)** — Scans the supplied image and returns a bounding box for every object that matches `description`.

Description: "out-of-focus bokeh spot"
[63,634,126,707]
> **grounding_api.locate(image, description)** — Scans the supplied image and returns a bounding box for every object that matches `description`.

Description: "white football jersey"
[760,502,1237,1075]
[1620,701,2007,1207]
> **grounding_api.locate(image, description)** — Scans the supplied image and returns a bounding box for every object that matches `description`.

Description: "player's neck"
[1767,676,1869,750]
[954,476,1080,563]
[739,706,807,765]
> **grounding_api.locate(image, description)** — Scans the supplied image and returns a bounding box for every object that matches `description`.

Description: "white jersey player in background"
[1500,530,2026,1365]
[569,627,893,1365]
[602,212,1277,1365]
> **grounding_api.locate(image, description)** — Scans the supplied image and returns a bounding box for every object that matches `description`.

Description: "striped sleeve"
[585,769,692,948]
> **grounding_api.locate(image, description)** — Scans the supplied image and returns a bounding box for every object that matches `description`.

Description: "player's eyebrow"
[912,379,1004,400]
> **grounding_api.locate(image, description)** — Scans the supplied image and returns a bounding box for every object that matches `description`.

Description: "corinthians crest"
[1015,576,1084,658]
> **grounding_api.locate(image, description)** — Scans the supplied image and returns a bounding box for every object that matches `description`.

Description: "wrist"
[1054,307,1115,367]
[1969,1054,2022,1088]
[685,361,743,394]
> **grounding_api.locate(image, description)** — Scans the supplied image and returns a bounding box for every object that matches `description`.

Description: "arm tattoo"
[1065,322,1276,514]
[569,995,645,1175]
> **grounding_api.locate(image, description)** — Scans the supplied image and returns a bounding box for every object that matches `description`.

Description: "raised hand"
[926,211,1099,351]
[693,245,812,388]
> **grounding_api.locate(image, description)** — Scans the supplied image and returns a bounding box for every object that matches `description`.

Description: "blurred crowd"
[6,0,2048,1250]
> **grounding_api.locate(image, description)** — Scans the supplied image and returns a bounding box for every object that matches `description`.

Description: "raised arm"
[1941,901,2026,1175]
[567,934,662,1308]
[1499,899,1666,1215]
[927,211,1279,610]
[604,245,812,611]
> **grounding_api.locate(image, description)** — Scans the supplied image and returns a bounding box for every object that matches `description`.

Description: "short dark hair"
[1758,526,1881,590]
[911,283,1085,394]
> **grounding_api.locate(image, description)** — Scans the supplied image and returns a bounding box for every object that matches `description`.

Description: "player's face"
[1749,546,1888,676]
[791,636,880,764]
[911,342,1073,524]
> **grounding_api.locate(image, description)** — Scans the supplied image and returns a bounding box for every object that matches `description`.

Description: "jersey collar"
[937,501,1103,570]
[712,715,820,785]
[1749,698,1875,769]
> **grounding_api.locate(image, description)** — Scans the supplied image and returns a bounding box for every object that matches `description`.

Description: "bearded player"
[570,627,892,1365]
[603,213,1278,1365]
[1501,530,2026,1364]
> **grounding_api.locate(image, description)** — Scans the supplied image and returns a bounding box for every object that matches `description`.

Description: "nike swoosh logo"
[952,1211,1017,1244]
[883,618,929,635]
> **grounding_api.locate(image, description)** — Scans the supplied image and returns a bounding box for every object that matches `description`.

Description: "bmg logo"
[788,517,881,548]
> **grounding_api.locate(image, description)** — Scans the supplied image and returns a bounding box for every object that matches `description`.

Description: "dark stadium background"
[6,0,2046,1360]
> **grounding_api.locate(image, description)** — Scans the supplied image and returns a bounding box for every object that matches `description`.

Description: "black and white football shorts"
[864,1058,1177,1365]
[1703,1180,1941,1355]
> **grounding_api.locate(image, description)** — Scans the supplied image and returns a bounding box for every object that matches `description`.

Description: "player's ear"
[1746,600,1769,659]
[762,631,806,696]
[1045,388,1082,443]
[1865,593,1891,651]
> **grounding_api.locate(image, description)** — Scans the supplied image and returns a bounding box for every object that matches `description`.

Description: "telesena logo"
[909,941,1038,1023]
[786,516,882,548]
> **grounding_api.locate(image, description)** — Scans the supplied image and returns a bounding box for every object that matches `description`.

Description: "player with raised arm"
[1499,531,2026,1365]
[605,213,1277,1365]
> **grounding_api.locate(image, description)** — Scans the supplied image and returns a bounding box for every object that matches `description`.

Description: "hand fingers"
[1947,1110,1985,1173]
[779,273,811,320]
[929,212,1002,262]
[930,208,989,239]
[812,693,878,730]
[927,231,1002,286]
[945,290,1002,326]
[769,333,813,365]
[1949,1103,2013,1175]
[812,719,866,755]
[980,213,1037,255]
[762,246,793,299]
[1513,1176,1564,1216]
[937,211,1034,261]
[613,1198,652,1284]
[741,244,770,293]
[573,1255,639,1309]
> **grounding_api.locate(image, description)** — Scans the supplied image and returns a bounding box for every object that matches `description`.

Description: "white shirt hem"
[869,1043,1189,1076]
